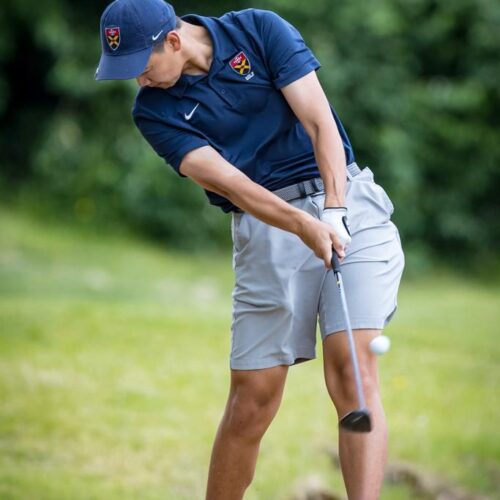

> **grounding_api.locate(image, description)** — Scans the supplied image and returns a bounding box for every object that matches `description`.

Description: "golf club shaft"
[331,252,366,409]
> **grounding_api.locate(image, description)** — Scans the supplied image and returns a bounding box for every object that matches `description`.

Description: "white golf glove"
[321,207,352,250]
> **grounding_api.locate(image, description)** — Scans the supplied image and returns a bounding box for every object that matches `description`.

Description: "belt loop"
[298,181,306,198]
[347,161,361,179]
[346,163,354,181]
[312,178,321,191]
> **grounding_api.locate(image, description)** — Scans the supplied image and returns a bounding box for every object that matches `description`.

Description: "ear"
[166,31,181,51]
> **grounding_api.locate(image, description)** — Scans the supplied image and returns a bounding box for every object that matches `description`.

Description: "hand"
[321,207,351,252]
[297,215,346,268]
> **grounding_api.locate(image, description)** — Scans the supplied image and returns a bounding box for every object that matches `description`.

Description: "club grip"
[331,251,341,273]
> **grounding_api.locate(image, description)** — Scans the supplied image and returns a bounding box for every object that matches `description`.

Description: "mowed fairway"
[0,207,499,499]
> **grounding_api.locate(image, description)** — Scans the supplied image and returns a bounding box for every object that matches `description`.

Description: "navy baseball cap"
[95,0,177,81]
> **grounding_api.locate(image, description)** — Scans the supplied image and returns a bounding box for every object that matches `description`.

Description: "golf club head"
[339,409,372,433]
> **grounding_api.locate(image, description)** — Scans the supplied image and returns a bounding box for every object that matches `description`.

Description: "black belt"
[272,162,361,203]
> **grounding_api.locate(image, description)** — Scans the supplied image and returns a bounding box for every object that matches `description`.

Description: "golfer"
[96,0,404,498]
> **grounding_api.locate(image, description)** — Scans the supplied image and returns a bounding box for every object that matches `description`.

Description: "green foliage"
[259,0,500,261]
[0,0,499,258]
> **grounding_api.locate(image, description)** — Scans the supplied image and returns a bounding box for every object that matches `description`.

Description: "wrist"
[293,209,315,237]
[324,195,345,207]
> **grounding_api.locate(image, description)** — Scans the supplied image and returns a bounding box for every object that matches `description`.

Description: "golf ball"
[369,335,391,355]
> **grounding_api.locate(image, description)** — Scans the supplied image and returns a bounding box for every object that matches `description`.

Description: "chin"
[168,76,181,88]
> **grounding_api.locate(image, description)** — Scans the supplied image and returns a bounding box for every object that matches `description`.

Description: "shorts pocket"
[231,212,251,253]
[346,167,395,235]
[344,239,392,264]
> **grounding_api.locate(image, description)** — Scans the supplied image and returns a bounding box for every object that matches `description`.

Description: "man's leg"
[323,329,387,500]
[206,365,288,500]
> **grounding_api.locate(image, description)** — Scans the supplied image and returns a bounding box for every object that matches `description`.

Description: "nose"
[136,75,152,87]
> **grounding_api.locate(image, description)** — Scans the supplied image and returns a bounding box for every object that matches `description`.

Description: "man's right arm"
[180,145,345,266]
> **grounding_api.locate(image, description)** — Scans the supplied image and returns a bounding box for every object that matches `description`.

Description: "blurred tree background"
[1,0,499,267]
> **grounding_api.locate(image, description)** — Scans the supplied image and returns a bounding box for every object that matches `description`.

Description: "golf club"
[331,252,372,433]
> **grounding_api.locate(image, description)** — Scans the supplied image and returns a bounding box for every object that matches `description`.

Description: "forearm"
[225,173,315,235]
[180,146,314,238]
[311,122,347,207]
[280,71,348,208]
[181,145,345,264]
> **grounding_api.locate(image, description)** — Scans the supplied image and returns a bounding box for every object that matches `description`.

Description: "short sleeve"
[251,10,321,89]
[133,114,209,175]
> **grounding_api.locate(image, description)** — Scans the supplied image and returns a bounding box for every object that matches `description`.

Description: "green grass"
[0,207,499,499]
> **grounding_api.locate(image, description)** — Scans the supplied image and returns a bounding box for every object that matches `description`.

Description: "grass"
[0,206,499,499]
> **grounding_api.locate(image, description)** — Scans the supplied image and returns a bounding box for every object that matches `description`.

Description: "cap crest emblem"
[105,27,121,51]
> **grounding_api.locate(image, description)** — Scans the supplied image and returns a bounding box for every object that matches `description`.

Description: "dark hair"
[152,17,182,52]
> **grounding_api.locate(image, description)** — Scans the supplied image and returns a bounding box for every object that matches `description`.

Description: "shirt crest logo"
[105,27,121,51]
[229,51,251,76]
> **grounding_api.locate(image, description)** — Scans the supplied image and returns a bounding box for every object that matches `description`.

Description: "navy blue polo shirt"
[133,8,355,213]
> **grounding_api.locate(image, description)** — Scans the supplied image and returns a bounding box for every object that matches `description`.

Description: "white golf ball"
[369,335,391,355]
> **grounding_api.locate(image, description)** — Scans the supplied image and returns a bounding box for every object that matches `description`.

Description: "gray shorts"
[230,165,405,370]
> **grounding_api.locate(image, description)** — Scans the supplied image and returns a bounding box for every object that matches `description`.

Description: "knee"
[326,360,379,409]
[341,362,377,395]
[223,387,281,441]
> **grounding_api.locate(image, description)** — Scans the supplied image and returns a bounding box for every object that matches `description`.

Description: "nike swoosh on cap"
[152,30,163,41]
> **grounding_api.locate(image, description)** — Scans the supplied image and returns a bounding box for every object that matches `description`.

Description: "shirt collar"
[182,14,237,62]
[167,14,237,98]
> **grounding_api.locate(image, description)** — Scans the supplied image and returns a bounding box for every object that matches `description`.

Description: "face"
[136,33,183,89]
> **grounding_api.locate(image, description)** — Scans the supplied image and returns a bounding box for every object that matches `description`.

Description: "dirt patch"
[292,448,492,500]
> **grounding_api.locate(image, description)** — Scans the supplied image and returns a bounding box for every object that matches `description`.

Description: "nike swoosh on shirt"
[152,30,163,41]
[184,103,200,121]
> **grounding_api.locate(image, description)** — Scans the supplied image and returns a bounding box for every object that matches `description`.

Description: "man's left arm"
[281,70,346,208]
[281,71,351,249]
